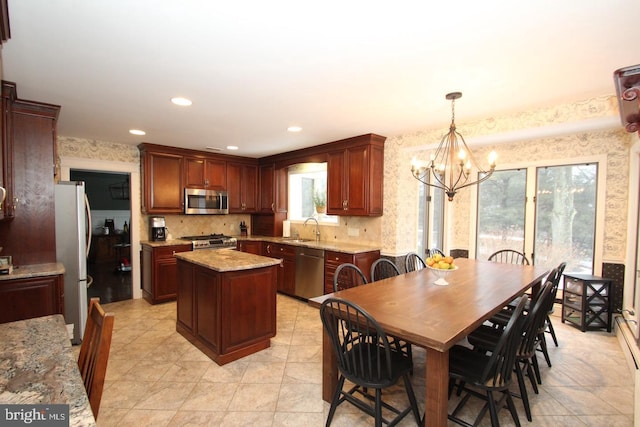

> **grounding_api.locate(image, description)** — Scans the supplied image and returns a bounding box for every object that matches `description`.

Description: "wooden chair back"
[78,297,114,419]
[488,249,530,265]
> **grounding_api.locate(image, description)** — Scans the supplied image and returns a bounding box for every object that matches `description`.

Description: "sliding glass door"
[476,162,599,274]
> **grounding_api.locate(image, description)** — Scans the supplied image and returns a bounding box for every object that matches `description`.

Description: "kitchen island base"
[176,253,279,365]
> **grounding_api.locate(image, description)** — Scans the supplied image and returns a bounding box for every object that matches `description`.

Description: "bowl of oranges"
[425,254,457,285]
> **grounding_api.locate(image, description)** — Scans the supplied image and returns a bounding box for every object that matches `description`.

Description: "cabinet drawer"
[325,251,353,265]
[563,292,583,310]
[155,244,192,259]
[270,243,296,258]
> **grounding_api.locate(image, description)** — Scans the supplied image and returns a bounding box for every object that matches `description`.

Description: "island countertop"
[0,314,96,426]
[174,248,282,272]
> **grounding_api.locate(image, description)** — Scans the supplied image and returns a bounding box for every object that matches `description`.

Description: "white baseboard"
[614,315,639,427]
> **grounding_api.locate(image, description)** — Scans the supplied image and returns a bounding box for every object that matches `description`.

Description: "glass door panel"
[476,169,527,261]
[533,164,597,273]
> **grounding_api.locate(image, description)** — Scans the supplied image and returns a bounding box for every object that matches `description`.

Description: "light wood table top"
[309,257,549,427]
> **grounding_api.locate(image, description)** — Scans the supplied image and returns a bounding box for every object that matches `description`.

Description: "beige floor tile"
[100,294,636,427]
[227,383,281,412]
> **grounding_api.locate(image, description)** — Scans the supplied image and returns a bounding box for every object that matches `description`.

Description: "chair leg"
[525,359,539,394]
[374,388,383,427]
[546,315,559,347]
[538,332,552,367]
[515,362,532,422]
[402,373,422,425]
[486,390,500,427]
[504,391,522,427]
[531,354,542,385]
[326,375,345,426]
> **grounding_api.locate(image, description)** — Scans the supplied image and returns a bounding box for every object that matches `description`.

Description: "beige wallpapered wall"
[384,95,634,260]
[58,95,634,258]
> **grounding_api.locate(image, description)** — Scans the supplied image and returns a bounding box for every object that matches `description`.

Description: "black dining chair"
[370,258,401,282]
[426,248,445,258]
[320,298,422,427]
[542,262,567,349]
[448,295,529,427]
[468,280,555,422]
[488,249,530,265]
[404,252,426,273]
[333,263,367,292]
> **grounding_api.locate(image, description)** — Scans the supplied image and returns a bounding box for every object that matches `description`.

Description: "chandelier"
[411,92,497,201]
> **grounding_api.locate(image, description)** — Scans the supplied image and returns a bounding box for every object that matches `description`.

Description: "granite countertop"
[0,314,96,426]
[175,248,282,272]
[140,239,193,248]
[239,236,381,254]
[0,262,65,281]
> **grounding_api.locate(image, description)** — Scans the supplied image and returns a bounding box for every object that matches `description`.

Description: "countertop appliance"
[295,247,325,299]
[181,233,238,250]
[150,216,166,241]
[55,181,92,344]
[184,188,229,214]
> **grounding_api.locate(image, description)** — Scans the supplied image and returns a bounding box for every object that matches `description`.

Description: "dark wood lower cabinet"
[141,243,192,304]
[0,275,64,323]
[324,250,380,294]
[176,259,277,365]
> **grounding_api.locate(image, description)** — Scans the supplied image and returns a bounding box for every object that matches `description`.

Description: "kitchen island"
[174,249,281,365]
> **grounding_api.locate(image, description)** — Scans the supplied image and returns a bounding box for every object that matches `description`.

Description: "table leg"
[424,348,449,427]
[321,326,337,402]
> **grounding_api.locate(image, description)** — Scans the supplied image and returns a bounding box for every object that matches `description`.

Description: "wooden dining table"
[308,257,549,427]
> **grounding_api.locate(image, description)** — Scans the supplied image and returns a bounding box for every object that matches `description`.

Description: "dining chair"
[320,298,421,427]
[78,297,115,419]
[488,249,530,265]
[468,281,555,422]
[333,263,367,292]
[370,258,401,282]
[447,295,529,427]
[426,248,445,258]
[543,261,567,348]
[404,252,426,273]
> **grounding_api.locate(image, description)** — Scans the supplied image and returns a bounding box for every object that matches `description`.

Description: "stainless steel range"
[181,233,237,250]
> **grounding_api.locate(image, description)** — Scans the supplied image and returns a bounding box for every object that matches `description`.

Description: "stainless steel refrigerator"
[55,181,92,344]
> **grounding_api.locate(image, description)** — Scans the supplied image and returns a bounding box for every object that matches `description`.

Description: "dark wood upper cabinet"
[227,162,257,213]
[184,157,226,190]
[140,148,184,214]
[258,163,287,214]
[327,134,384,216]
[0,81,60,265]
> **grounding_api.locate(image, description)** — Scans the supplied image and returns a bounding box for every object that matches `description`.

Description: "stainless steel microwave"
[184,188,229,214]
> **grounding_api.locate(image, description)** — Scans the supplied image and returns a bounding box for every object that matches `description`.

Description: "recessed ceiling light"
[171,97,192,106]
[226,145,239,151]
[129,129,146,136]
[205,146,222,151]
[287,126,302,132]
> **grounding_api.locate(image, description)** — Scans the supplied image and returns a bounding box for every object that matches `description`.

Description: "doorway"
[59,157,142,301]
[71,170,132,303]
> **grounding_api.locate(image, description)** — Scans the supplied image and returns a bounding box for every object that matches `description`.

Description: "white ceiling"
[2,1,639,158]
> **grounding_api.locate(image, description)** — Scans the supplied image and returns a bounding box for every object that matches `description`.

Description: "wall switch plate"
[348,227,359,237]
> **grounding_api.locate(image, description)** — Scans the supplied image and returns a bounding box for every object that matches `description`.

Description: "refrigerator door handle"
[84,193,92,256]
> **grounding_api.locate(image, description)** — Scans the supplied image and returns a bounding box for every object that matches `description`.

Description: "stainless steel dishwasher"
[295,247,325,299]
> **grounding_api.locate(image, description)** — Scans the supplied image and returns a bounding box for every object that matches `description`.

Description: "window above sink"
[287,163,337,224]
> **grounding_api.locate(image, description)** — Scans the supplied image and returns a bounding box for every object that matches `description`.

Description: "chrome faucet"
[304,217,320,242]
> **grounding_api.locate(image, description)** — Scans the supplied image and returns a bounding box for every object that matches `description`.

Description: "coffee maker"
[150,216,166,241]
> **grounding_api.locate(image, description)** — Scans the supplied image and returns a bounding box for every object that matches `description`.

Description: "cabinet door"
[0,275,63,323]
[176,260,194,333]
[155,256,180,301]
[327,150,346,214]
[227,162,258,213]
[143,152,183,213]
[204,159,226,190]
[344,145,369,216]
[184,158,205,188]
[259,163,275,213]
[280,257,296,295]
[242,164,258,212]
[237,240,262,255]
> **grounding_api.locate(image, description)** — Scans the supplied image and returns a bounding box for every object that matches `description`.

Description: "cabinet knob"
[266,245,272,253]
[271,202,274,212]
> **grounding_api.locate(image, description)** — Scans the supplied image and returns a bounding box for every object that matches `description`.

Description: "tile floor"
[94,295,635,426]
